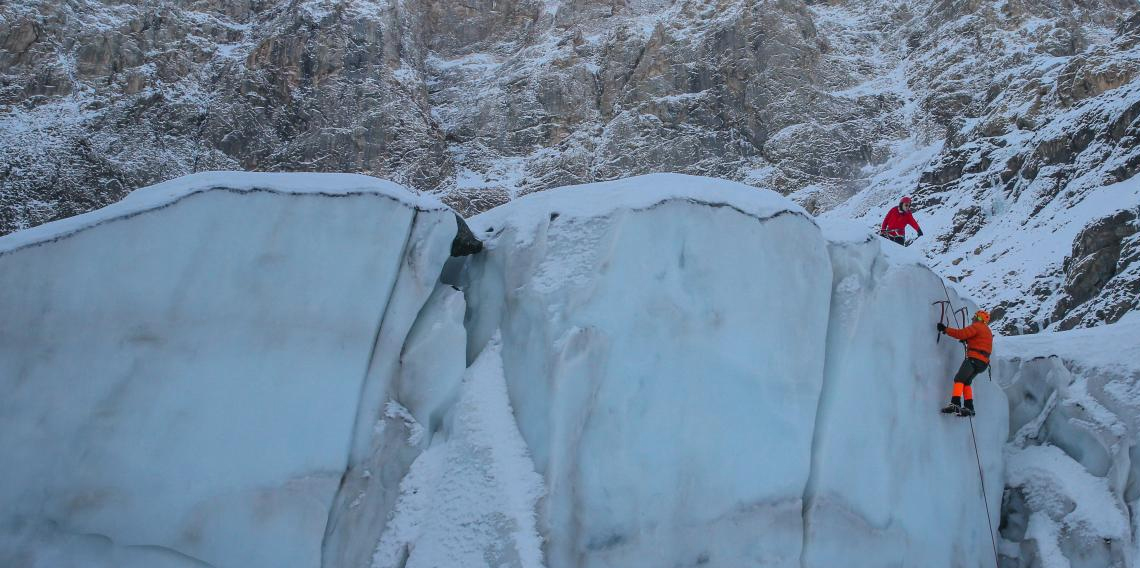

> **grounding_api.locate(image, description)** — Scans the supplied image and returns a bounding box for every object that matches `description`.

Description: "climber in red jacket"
[880,196,923,245]
[938,310,994,417]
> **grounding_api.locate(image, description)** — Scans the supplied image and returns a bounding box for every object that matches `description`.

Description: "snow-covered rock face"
[994,317,1140,567]
[830,9,1140,335]
[1,172,1008,567]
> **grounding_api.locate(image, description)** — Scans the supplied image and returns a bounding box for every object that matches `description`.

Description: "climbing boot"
[958,399,976,417]
[940,402,961,414]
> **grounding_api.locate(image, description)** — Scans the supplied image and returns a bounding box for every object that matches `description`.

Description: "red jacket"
[881,207,921,238]
[946,321,994,364]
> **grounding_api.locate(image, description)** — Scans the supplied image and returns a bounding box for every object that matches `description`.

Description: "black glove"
[916,229,923,237]
[937,323,946,333]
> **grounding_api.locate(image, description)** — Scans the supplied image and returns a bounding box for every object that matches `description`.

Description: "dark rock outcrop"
[450,213,484,257]
[1053,210,1140,330]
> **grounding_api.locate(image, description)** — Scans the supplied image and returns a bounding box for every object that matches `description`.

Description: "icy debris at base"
[1007,446,1128,541]
[371,337,545,568]
[996,319,1140,567]
[384,401,426,447]
[1026,512,1073,568]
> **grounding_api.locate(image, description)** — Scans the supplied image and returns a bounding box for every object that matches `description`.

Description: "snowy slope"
[369,337,546,568]
[826,11,1140,335]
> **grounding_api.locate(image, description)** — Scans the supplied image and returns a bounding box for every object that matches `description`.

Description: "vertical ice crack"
[799,243,873,568]
[320,209,419,563]
[799,338,836,568]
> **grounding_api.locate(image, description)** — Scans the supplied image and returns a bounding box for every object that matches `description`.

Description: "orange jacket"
[945,321,993,363]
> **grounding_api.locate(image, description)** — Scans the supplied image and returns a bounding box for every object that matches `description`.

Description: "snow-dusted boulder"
[0,173,456,568]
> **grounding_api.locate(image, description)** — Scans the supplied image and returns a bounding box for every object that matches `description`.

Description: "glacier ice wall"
[0,173,456,568]
[451,174,1007,568]
[460,175,834,567]
[0,172,1007,568]
[806,226,1006,566]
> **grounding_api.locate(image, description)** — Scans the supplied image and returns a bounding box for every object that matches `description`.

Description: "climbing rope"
[942,276,1001,566]
[969,416,1001,568]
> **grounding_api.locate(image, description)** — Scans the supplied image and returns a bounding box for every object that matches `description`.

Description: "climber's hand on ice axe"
[937,323,947,333]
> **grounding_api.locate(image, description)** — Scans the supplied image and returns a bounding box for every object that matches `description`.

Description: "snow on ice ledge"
[0,171,445,255]
[0,172,456,567]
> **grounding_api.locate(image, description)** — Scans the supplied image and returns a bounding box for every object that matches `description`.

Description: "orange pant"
[952,383,973,401]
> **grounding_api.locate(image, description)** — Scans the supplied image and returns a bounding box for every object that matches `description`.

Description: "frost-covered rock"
[7,0,1131,223]
[0,172,457,567]
[1053,209,1140,331]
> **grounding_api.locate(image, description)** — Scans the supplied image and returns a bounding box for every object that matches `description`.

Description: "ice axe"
[932,300,950,343]
[954,307,968,328]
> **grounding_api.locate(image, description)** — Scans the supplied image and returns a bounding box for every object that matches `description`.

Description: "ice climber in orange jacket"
[937,310,993,417]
